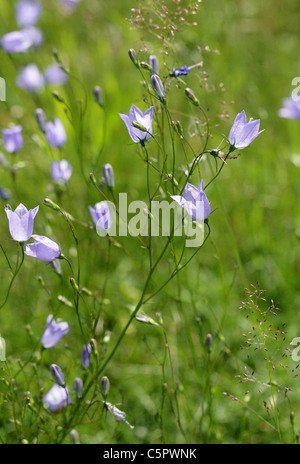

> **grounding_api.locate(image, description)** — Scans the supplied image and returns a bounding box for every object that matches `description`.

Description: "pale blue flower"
[16,63,45,93]
[25,235,61,261]
[278,96,300,120]
[171,180,211,221]
[43,384,70,411]
[89,202,111,229]
[15,0,41,28]
[228,110,263,149]
[119,105,153,144]
[2,126,23,153]
[40,314,70,348]
[45,118,67,148]
[5,203,39,242]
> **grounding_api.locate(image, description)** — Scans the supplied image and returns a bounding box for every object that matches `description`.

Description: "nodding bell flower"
[119,104,153,145]
[43,384,71,412]
[22,26,44,49]
[40,314,70,348]
[24,235,61,262]
[51,159,72,183]
[171,180,211,221]
[278,96,300,120]
[228,110,264,150]
[81,343,92,367]
[2,126,23,154]
[44,63,68,86]
[1,30,32,53]
[50,364,65,386]
[15,0,42,28]
[88,201,111,230]
[45,117,67,148]
[5,203,39,242]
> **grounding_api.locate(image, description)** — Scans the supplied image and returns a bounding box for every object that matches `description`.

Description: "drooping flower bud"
[150,74,165,101]
[102,163,114,187]
[128,48,139,68]
[140,61,153,72]
[100,376,110,397]
[50,364,65,386]
[0,334,6,361]
[70,429,80,444]
[73,377,83,399]
[205,333,213,353]
[185,88,199,106]
[148,55,159,75]
[93,85,103,107]
[35,108,47,132]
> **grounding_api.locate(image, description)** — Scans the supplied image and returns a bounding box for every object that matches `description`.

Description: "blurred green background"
[0,0,299,444]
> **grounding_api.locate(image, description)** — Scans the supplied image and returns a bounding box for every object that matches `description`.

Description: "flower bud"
[128,49,139,68]
[100,376,110,397]
[93,86,103,107]
[52,90,64,103]
[185,88,199,106]
[89,172,97,187]
[73,377,83,399]
[140,61,153,72]
[150,74,165,101]
[205,333,213,353]
[102,163,115,187]
[0,335,6,361]
[50,364,65,386]
[43,198,61,212]
[131,120,148,132]
[35,108,47,132]
[70,429,80,444]
[148,55,159,75]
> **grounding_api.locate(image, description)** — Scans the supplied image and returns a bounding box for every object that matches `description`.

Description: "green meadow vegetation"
[0,0,299,444]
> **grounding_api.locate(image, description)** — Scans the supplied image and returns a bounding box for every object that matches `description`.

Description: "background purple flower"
[81,343,92,367]
[1,30,31,53]
[16,63,45,93]
[51,160,72,183]
[25,235,61,261]
[43,384,70,412]
[173,65,190,77]
[228,110,263,149]
[5,203,39,242]
[171,180,211,221]
[57,0,82,11]
[278,96,300,120]
[89,202,111,229]
[40,314,70,348]
[15,0,41,27]
[119,105,153,144]
[2,126,23,153]
[22,26,43,49]
[44,63,68,86]
[45,118,67,148]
